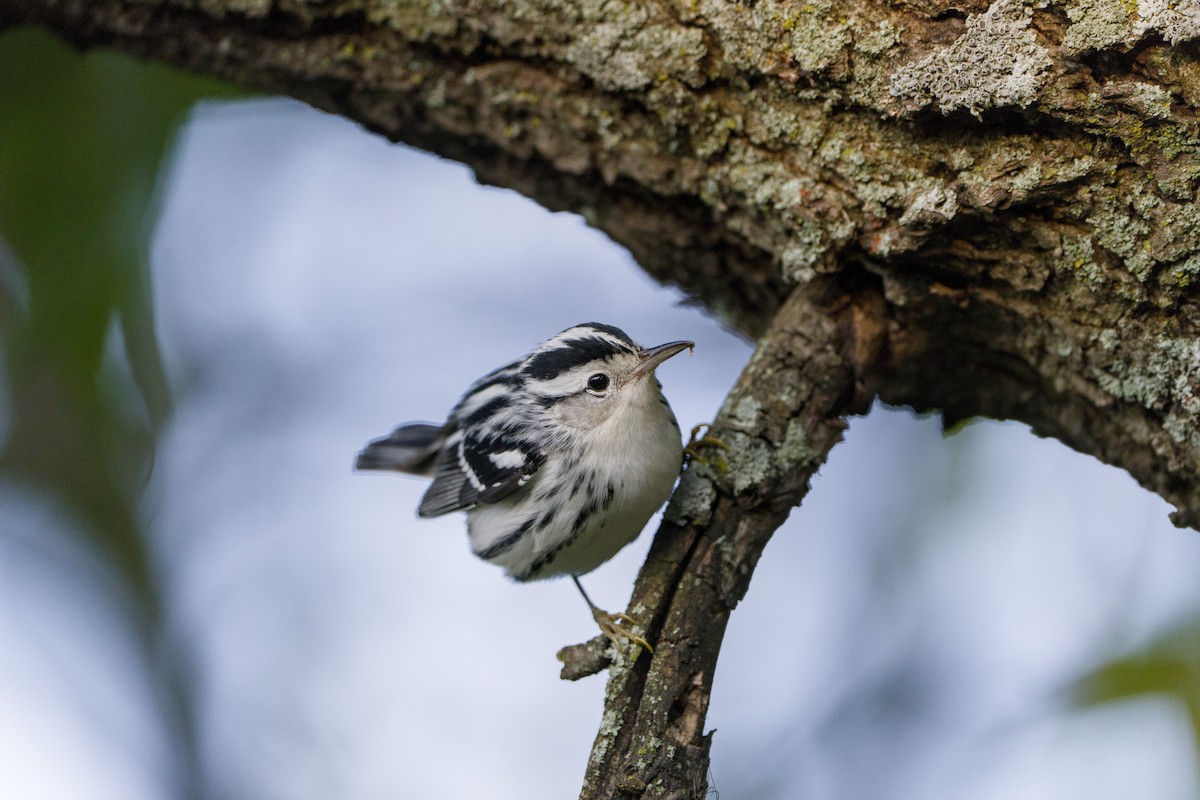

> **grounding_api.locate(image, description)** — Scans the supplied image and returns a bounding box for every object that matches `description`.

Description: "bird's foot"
[684,423,729,471]
[591,606,653,657]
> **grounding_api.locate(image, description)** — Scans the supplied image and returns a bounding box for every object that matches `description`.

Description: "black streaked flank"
[572,497,600,533]
[522,336,635,381]
[522,526,582,580]
[536,506,559,531]
[477,518,534,560]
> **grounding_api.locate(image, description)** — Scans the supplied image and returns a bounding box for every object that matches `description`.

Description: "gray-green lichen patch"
[1062,0,1136,51]
[1086,189,1162,282]
[368,0,461,40]
[1164,253,1200,287]
[664,470,717,527]
[724,433,774,494]
[889,0,1053,117]
[589,705,624,766]
[856,19,902,56]
[775,418,819,471]
[704,0,854,77]
[1153,201,1200,274]
[686,137,850,280]
[1134,0,1200,45]
[949,138,1092,211]
[703,0,906,108]
[729,395,762,429]
[781,4,854,75]
[565,5,707,91]
[1092,334,1200,450]
[813,125,945,221]
[1083,184,1200,292]
[1064,0,1200,51]
[1055,234,1108,289]
[781,222,828,283]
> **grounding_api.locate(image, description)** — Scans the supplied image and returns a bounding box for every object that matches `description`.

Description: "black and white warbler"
[356,322,693,651]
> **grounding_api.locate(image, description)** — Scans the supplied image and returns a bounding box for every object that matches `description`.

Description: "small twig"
[557,636,614,680]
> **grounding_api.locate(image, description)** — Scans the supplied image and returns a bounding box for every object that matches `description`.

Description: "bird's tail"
[355,423,445,476]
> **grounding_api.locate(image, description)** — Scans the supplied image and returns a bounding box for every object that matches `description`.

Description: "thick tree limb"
[559,279,866,799]
[4,0,1198,530]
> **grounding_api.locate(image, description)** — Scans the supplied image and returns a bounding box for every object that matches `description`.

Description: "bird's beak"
[630,340,694,380]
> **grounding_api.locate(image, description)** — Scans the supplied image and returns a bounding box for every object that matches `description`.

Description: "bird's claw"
[684,423,729,470]
[591,607,653,657]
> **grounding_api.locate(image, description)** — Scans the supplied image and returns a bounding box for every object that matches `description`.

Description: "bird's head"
[520,323,692,431]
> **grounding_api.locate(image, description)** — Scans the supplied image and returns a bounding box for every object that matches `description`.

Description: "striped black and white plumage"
[356,323,691,584]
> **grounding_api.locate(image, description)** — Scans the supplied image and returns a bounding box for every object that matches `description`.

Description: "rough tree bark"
[3,0,1198,797]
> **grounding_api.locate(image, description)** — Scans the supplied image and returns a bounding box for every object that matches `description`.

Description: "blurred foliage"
[0,26,237,615]
[1074,619,1200,769]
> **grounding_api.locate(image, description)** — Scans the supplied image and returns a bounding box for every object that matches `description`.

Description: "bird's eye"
[587,373,610,393]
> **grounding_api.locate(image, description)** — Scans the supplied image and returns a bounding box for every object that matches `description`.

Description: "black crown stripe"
[522,336,633,381]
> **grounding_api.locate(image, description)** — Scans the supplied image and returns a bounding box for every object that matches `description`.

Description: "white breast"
[465,379,682,581]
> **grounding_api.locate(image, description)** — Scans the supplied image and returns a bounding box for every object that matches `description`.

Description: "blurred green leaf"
[1073,619,1200,763]
[0,31,242,795]
[0,26,238,607]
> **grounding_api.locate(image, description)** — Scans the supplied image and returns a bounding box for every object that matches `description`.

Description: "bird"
[355,322,693,653]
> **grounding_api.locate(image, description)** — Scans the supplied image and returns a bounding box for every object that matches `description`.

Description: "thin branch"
[564,279,878,799]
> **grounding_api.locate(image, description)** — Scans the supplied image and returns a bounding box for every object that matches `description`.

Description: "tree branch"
[559,279,869,799]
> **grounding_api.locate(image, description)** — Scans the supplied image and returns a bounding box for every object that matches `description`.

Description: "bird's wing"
[417,429,542,518]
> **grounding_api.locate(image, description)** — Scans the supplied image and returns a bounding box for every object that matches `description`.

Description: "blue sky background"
[2,97,1199,799]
